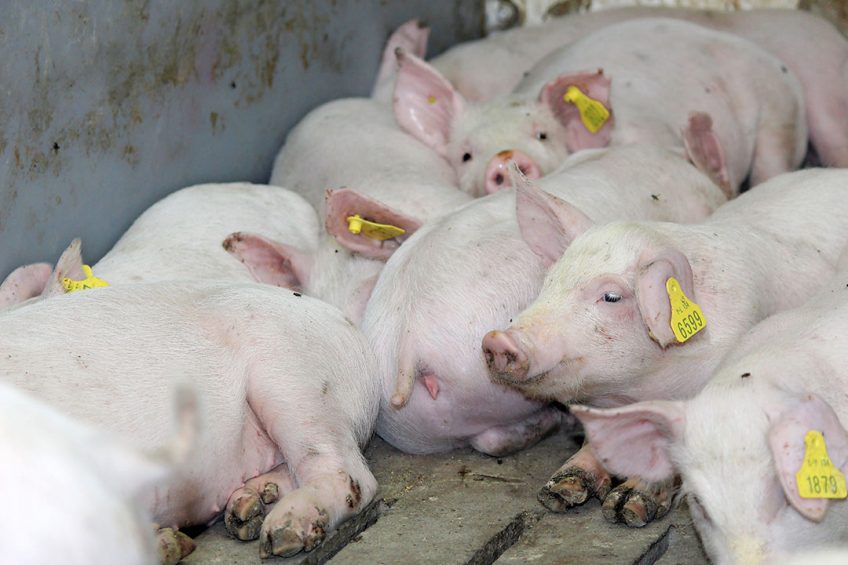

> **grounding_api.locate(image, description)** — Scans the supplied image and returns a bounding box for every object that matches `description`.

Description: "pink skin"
[371,19,430,103]
[0,263,52,308]
[484,150,541,194]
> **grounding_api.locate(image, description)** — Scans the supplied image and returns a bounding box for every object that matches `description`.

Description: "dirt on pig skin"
[156,527,195,565]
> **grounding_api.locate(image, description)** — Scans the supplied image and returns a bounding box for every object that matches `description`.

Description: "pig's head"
[571,385,848,564]
[393,49,613,197]
[483,206,704,405]
[224,188,422,325]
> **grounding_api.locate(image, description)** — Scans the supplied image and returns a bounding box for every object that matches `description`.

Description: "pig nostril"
[505,351,517,365]
[494,174,504,185]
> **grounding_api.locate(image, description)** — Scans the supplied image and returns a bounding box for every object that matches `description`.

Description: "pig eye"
[536,131,548,141]
[462,152,472,162]
[602,292,622,303]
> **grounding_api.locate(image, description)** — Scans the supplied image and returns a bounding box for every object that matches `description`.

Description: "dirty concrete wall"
[0,0,482,277]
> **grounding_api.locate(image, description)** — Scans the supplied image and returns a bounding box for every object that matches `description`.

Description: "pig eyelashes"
[602,292,622,303]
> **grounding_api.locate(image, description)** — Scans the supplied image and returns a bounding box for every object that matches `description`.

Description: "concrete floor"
[184,427,711,565]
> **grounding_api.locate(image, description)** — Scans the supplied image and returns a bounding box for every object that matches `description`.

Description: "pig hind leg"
[224,463,296,541]
[538,442,612,512]
[805,72,848,168]
[246,384,377,558]
[470,407,561,456]
[601,475,677,527]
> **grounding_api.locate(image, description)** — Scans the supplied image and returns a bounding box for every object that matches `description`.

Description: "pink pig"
[572,276,848,564]
[362,144,725,456]
[1,281,380,560]
[406,7,848,169]
[484,168,848,525]
[394,18,806,197]
[263,97,471,323]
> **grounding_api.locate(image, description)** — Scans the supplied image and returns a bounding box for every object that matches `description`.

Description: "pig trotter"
[156,527,195,565]
[601,477,673,527]
[259,506,329,558]
[224,487,266,541]
[538,466,612,511]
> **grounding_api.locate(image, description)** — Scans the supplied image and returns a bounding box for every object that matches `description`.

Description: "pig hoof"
[261,482,280,505]
[156,528,195,565]
[224,488,265,541]
[259,508,329,558]
[538,467,610,511]
[602,485,661,527]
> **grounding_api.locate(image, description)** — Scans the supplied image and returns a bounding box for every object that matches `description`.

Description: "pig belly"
[148,403,284,528]
[377,381,545,453]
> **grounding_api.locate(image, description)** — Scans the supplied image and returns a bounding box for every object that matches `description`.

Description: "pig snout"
[484,150,541,194]
[483,330,530,381]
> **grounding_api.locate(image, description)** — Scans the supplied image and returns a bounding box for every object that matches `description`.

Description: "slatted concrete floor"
[184,428,710,564]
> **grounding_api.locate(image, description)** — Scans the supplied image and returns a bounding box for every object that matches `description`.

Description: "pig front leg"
[258,453,377,558]
[470,407,562,456]
[538,442,612,511]
[602,475,677,527]
[224,464,296,541]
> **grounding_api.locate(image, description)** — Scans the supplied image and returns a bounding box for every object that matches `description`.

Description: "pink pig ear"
[539,70,614,153]
[514,169,594,267]
[571,401,686,482]
[0,262,52,308]
[635,248,697,348]
[372,20,430,103]
[768,394,848,523]
[325,188,422,261]
[222,232,313,291]
[682,112,733,199]
[41,238,86,297]
[393,48,464,155]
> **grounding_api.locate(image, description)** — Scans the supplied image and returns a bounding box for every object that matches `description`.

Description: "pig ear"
[393,48,463,155]
[372,20,430,103]
[0,263,52,308]
[325,188,422,261]
[768,394,848,523]
[514,170,594,267]
[539,70,614,152]
[635,248,696,348]
[571,401,686,482]
[223,232,313,291]
[41,238,86,298]
[682,112,733,199]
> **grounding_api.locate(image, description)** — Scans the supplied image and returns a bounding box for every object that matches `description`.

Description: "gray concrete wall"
[0,0,483,277]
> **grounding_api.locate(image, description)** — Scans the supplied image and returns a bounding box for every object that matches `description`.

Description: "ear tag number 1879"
[796,430,848,499]
[666,277,706,343]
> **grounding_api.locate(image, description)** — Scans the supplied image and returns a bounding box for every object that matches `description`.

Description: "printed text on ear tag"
[346,215,406,241]
[666,277,706,343]
[796,430,848,499]
[563,85,610,134]
[62,265,109,293]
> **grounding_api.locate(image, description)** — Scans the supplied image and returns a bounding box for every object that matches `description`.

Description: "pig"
[394,18,806,196]
[416,6,848,168]
[362,144,725,456]
[89,182,319,287]
[262,97,472,323]
[0,262,51,308]
[571,276,848,564]
[0,281,380,559]
[0,381,193,565]
[483,168,848,525]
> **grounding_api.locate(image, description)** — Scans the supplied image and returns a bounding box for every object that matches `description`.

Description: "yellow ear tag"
[666,277,706,343]
[427,95,437,105]
[61,265,109,293]
[796,430,848,499]
[563,85,610,134]
[346,215,406,241]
